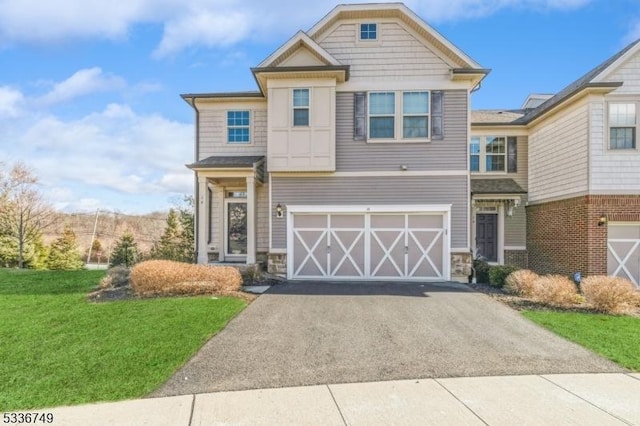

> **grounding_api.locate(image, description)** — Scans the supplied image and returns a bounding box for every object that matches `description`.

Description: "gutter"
[191,96,200,262]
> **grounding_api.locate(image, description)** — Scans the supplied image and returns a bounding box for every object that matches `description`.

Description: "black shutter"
[507,136,517,173]
[354,92,367,140]
[431,91,443,139]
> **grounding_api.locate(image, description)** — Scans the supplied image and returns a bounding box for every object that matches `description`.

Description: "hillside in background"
[44,210,169,264]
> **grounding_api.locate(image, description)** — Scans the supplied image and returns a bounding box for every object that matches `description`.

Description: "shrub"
[531,275,579,306]
[504,269,539,297]
[99,266,131,289]
[488,265,520,288]
[130,260,242,297]
[473,258,491,284]
[581,276,640,314]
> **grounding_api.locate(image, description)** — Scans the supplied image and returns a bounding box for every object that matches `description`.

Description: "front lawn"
[522,310,640,371]
[0,269,246,411]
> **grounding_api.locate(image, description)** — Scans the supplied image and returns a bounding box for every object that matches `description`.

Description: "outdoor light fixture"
[598,214,608,226]
[275,203,284,218]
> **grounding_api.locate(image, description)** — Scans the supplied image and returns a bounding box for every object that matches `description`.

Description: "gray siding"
[504,196,527,247]
[271,175,468,249]
[336,91,468,171]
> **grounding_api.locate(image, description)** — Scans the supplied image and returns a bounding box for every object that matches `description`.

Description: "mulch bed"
[467,281,640,317]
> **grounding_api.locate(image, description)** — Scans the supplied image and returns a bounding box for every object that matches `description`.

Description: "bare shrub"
[504,269,539,297]
[130,260,242,297]
[581,276,640,314]
[531,275,579,307]
[99,266,130,289]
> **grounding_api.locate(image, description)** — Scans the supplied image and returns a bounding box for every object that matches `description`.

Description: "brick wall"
[504,250,528,268]
[527,195,640,277]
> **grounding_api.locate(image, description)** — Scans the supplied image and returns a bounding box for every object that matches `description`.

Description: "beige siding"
[271,175,468,249]
[589,97,640,193]
[256,184,269,251]
[318,20,451,82]
[504,196,527,247]
[602,49,640,94]
[336,91,468,171]
[528,101,589,203]
[198,104,267,160]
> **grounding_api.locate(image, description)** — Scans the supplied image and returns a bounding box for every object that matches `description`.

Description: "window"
[360,23,377,40]
[227,111,250,143]
[485,136,506,172]
[369,92,395,138]
[470,137,480,172]
[293,88,309,126]
[470,136,517,173]
[403,92,430,138]
[609,103,637,149]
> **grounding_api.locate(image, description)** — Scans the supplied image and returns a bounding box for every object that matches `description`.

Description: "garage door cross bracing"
[287,206,450,281]
[608,223,640,286]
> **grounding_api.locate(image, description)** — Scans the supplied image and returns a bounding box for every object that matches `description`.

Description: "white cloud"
[37,67,125,106]
[0,0,594,56]
[0,86,25,118]
[6,103,193,207]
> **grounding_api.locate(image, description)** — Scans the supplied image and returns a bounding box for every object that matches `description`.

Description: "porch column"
[197,175,209,264]
[246,175,256,264]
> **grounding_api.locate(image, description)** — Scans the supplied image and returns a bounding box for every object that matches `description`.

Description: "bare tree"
[0,162,55,268]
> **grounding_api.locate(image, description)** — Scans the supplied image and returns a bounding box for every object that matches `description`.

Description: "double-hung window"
[227,111,250,143]
[403,92,430,138]
[293,88,310,126]
[609,103,637,149]
[470,136,517,173]
[369,92,395,139]
[485,136,506,172]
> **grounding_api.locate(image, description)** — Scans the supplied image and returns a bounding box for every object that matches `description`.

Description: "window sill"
[366,138,431,144]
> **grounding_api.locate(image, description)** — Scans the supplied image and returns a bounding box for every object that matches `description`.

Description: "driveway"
[153,281,624,397]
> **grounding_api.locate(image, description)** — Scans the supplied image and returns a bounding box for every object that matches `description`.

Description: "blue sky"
[0,0,638,214]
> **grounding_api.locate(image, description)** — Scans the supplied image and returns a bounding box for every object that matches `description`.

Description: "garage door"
[288,206,449,281]
[608,223,640,286]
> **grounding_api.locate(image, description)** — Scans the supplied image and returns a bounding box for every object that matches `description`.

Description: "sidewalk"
[8,373,640,425]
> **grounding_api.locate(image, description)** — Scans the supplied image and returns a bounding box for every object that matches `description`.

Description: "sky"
[0,0,639,214]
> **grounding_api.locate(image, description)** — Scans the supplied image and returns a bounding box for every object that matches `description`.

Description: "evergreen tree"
[47,226,83,270]
[178,196,195,263]
[0,233,47,269]
[109,231,141,267]
[149,199,195,263]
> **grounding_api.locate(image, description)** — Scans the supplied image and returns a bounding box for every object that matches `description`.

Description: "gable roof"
[308,3,484,70]
[257,30,342,68]
[513,39,640,125]
[471,110,526,125]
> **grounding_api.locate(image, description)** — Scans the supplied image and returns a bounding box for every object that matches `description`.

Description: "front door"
[225,200,248,258]
[476,214,497,262]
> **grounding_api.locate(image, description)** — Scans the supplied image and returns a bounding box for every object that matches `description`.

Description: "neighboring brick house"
[471,39,640,285]
[182,2,640,286]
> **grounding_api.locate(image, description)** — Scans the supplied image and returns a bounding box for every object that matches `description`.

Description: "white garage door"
[288,206,450,281]
[608,223,640,286]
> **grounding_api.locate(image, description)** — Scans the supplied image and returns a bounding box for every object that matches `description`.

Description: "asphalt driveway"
[153,281,624,397]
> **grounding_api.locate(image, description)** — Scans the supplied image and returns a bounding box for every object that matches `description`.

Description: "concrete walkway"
[17,373,640,425]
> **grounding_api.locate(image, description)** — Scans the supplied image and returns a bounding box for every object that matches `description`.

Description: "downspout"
[191,96,200,262]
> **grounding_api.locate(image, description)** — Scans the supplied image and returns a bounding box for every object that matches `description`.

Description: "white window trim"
[292,88,310,127]
[357,22,381,45]
[606,100,639,152]
[470,135,508,174]
[367,90,431,143]
[226,110,252,144]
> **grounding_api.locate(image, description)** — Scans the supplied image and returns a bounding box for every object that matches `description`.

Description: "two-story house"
[471,39,640,286]
[182,3,489,282]
[183,2,640,286]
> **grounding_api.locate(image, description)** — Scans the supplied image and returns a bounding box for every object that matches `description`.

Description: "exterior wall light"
[275,203,284,218]
[598,214,608,226]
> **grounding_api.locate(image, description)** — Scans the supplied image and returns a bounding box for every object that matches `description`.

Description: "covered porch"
[188,156,265,265]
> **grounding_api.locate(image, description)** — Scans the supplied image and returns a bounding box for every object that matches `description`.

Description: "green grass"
[0,268,246,411]
[522,310,640,371]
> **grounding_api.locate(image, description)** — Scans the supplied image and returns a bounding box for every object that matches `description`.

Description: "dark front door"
[476,214,498,262]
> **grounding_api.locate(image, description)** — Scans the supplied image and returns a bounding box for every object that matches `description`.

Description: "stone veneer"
[527,195,640,277]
